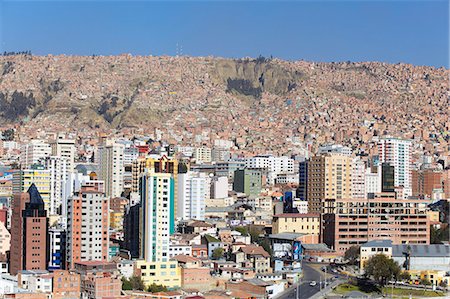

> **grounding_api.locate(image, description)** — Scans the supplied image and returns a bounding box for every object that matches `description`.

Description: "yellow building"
[272,213,320,236]
[135,260,181,288]
[12,166,51,212]
[307,153,353,213]
[132,156,179,214]
[408,270,449,286]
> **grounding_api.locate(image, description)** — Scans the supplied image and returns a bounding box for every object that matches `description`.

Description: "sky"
[0,0,448,67]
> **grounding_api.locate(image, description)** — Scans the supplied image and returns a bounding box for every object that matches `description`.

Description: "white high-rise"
[177,172,208,220]
[51,134,76,172]
[20,140,51,168]
[245,155,294,185]
[97,141,125,198]
[351,157,366,199]
[365,168,381,196]
[378,137,412,197]
[66,186,109,269]
[41,156,68,215]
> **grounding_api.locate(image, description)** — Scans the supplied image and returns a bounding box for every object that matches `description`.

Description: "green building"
[233,168,262,197]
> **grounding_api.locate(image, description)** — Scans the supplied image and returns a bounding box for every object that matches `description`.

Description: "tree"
[420,278,431,286]
[364,254,401,286]
[439,280,448,288]
[258,238,273,256]
[344,245,360,265]
[212,247,225,260]
[399,271,411,281]
[129,275,145,290]
[234,226,249,236]
[147,283,168,293]
[121,277,132,290]
[430,225,449,244]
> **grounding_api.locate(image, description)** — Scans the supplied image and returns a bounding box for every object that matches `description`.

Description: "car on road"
[309,281,317,286]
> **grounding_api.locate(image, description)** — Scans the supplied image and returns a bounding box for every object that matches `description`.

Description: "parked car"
[310,281,317,286]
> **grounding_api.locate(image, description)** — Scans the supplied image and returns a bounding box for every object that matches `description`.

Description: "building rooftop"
[268,233,306,241]
[361,240,393,248]
[392,244,450,258]
[273,213,320,218]
[302,243,333,252]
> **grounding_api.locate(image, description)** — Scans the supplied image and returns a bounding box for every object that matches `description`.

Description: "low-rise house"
[74,261,122,299]
[234,245,271,274]
[52,270,81,299]
[203,235,225,258]
[192,244,208,259]
[226,278,286,298]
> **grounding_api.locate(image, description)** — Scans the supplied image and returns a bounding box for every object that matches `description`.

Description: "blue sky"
[0,0,448,67]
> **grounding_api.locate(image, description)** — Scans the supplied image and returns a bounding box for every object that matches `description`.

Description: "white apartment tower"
[177,172,208,220]
[97,141,125,198]
[20,140,51,168]
[41,156,68,215]
[378,137,412,197]
[351,157,366,199]
[51,134,76,172]
[245,155,294,185]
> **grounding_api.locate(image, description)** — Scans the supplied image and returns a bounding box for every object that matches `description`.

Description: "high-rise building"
[10,184,49,275]
[233,168,262,197]
[211,147,230,162]
[194,146,212,164]
[321,193,430,253]
[66,185,109,269]
[41,156,68,215]
[378,137,412,197]
[381,163,395,192]
[306,154,353,213]
[364,168,381,196]
[412,168,444,198]
[110,197,128,230]
[97,141,124,198]
[215,161,245,182]
[123,203,141,258]
[136,170,181,288]
[131,155,178,211]
[13,165,52,213]
[48,226,66,270]
[352,157,366,199]
[318,144,353,156]
[297,161,308,201]
[19,140,51,169]
[245,155,294,185]
[211,176,228,199]
[177,172,208,220]
[51,134,76,173]
[443,169,450,199]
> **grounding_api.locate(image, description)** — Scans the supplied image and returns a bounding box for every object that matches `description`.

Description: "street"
[278,262,332,299]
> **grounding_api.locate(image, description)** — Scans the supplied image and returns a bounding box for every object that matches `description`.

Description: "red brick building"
[10,184,48,275]
[74,261,122,299]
